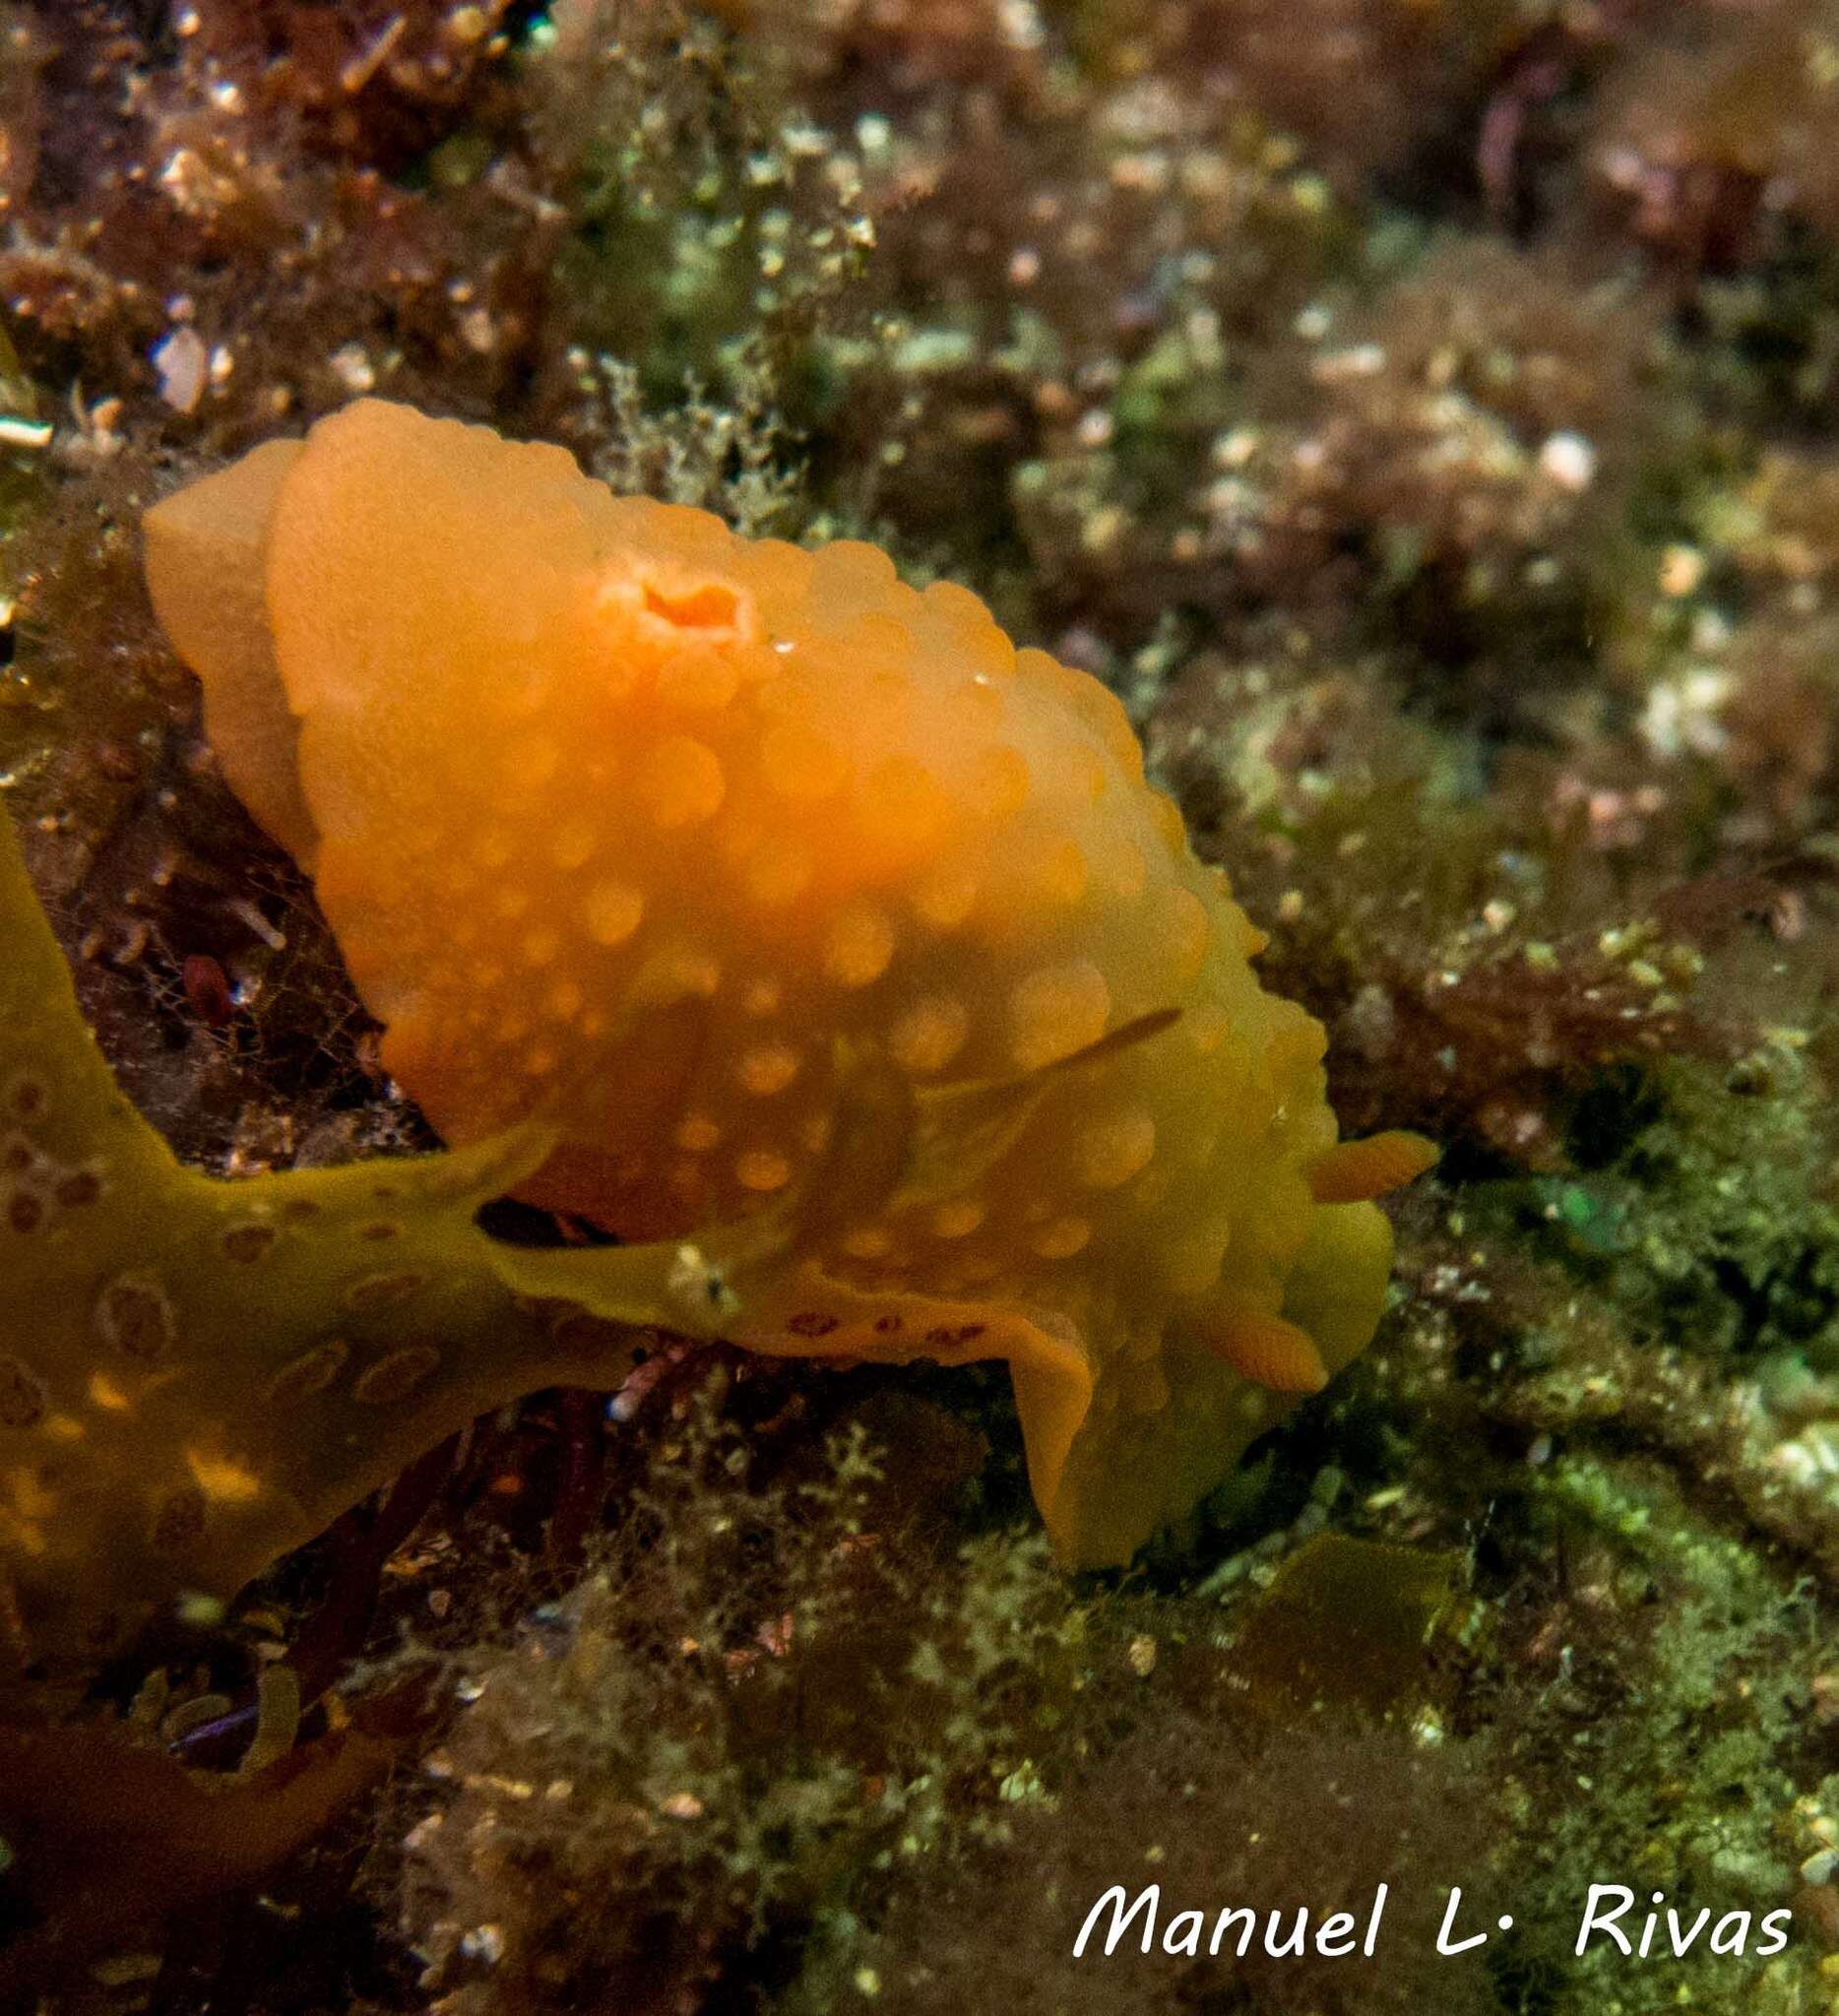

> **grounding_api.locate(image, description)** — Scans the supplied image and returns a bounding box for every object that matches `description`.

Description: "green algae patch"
[0,806,768,1676]
[1225,1532,1473,1722]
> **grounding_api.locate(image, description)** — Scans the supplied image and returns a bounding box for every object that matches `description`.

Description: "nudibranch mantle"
[144,398,1432,1571]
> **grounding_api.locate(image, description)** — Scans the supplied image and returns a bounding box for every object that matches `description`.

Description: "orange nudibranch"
[143,399,1433,1567]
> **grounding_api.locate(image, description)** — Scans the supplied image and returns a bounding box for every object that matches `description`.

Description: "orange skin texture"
[144,400,1431,1566]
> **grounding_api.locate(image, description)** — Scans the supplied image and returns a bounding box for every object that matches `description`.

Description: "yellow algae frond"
[183,1448,269,1506]
[0,807,798,1672]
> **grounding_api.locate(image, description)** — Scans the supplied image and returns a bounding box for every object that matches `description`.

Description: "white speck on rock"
[330,342,377,393]
[153,327,208,413]
[1538,430,1596,493]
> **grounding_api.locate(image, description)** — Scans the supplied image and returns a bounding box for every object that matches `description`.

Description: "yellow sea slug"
[144,399,1432,1568]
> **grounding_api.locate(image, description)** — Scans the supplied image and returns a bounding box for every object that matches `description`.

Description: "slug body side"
[145,400,1430,1566]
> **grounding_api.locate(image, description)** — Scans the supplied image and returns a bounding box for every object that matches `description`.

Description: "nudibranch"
[143,399,1433,1570]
